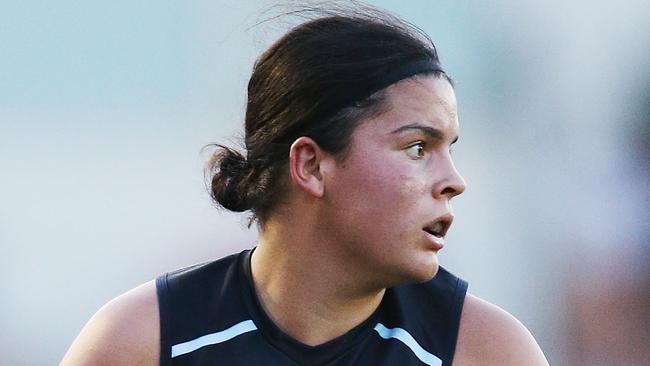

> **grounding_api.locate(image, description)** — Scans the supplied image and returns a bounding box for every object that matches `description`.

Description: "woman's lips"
[423,229,444,250]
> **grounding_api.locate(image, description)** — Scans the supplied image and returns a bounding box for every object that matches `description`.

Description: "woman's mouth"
[423,228,445,250]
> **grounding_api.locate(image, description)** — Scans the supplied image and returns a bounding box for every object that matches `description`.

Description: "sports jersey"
[156,248,468,366]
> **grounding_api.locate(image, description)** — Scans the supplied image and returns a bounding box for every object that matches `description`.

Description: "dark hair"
[207,4,451,226]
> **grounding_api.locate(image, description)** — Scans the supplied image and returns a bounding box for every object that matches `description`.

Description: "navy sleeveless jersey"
[156,249,468,366]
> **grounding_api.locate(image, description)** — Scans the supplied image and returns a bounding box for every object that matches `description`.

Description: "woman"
[61,5,549,366]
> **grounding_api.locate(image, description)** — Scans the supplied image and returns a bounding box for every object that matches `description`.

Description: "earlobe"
[289,137,325,198]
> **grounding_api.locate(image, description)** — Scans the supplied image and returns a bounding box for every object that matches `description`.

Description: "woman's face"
[321,75,466,286]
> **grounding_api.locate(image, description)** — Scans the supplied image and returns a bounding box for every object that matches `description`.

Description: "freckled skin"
[320,75,466,288]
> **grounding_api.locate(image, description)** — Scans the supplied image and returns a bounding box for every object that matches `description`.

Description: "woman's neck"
[250,222,385,346]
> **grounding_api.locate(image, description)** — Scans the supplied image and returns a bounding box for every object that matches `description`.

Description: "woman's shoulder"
[60,280,160,366]
[453,293,549,366]
[59,253,245,366]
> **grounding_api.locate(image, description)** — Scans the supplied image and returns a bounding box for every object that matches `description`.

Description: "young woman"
[61,6,549,366]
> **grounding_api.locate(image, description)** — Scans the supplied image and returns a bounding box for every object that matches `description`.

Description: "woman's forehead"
[386,75,457,112]
[368,76,459,136]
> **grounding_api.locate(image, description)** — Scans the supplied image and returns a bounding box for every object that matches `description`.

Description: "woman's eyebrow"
[390,123,459,144]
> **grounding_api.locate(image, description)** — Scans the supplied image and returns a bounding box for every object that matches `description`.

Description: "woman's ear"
[288,137,326,198]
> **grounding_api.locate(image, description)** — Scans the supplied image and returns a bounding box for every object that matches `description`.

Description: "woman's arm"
[453,293,550,366]
[60,280,160,366]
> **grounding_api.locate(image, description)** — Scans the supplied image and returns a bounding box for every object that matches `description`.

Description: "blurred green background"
[1,1,648,364]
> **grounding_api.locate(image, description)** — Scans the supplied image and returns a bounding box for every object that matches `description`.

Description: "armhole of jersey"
[156,273,172,366]
[445,277,468,365]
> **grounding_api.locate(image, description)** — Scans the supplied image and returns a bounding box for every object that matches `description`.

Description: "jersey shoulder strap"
[387,266,468,365]
[156,251,248,366]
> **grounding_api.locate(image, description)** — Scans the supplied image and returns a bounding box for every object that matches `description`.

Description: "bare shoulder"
[453,293,549,366]
[60,280,160,366]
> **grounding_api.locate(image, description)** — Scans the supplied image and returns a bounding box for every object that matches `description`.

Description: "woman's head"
[208,6,453,226]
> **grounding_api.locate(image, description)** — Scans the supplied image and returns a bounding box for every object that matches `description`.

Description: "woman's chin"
[394,253,441,285]
[413,262,440,283]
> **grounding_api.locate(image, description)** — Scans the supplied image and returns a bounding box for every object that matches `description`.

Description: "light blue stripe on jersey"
[171,320,258,358]
[373,323,442,366]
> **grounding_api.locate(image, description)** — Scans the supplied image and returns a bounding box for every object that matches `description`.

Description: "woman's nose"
[433,156,466,200]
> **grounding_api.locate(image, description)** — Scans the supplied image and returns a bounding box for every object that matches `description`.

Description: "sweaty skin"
[60,76,549,366]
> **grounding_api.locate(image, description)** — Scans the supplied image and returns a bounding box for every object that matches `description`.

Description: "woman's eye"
[405,142,426,158]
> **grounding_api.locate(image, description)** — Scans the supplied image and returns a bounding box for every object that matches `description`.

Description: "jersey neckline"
[238,248,384,366]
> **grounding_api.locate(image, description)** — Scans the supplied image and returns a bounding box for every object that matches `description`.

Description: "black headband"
[267,57,445,147]
[367,57,444,98]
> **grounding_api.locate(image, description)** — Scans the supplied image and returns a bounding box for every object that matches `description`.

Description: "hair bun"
[208,146,254,212]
